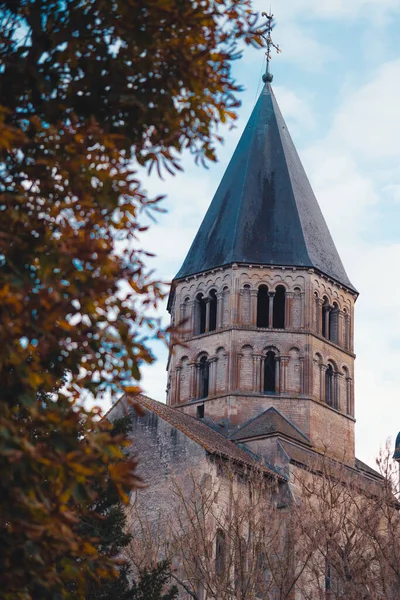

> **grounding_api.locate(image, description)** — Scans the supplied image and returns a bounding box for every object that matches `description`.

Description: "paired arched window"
[257,285,286,329]
[321,297,347,346]
[263,351,277,393]
[198,356,209,399]
[195,289,218,335]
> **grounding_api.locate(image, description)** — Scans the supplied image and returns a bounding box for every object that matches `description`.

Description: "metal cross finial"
[260,10,281,83]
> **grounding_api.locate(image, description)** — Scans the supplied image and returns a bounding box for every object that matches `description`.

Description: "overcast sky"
[131,0,400,469]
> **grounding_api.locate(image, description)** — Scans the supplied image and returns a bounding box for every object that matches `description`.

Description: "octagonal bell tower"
[167,83,358,465]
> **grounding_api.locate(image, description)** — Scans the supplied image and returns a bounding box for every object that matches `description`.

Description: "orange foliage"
[0,0,265,597]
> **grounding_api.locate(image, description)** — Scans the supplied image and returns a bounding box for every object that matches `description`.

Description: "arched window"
[273,285,286,328]
[215,529,226,579]
[195,291,218,334]
[322,297,330,338]
[235,537,247,595]
[257,285,269,328]
[198,356,209,399]
[325,364,334,407]
[329,302,339,344]
[263,351,276,393]
[255,543,268,598]
[196,293,207,334]
[209,289,217,332]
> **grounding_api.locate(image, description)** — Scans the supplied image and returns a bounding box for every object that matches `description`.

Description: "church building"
[110,62,385,599]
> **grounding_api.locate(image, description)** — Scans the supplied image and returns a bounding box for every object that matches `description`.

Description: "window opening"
[199,356,209,399]
[209,289,217,332]
[264,351,276,393]
[273,285,285,328]
[215,529,226,579]
[197,404,205,419]
[325,364,334,407]
[196,294,207,334]
[257,285,269,328]
[322,298,329,338]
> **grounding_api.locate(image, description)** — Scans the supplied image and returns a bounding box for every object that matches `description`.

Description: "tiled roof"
[175,84,356,293]
[229,407,310,445]
[122,394,285,481]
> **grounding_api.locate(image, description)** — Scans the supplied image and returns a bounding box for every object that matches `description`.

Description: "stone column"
[231,270,240,324]
[192,299,198,335]
[275,357,281,393]
[229,348,238,391]
[324,306,330,339]
[347,377,353,415]
[299,356,305,394]
[316,298,323,334]
[344,313,350,349]
[268,292,275,328]
[225,350,231,394]
[300,291,305,329]
[285,293,293,328]
[205,298,211,333]
[209,356,218,396]
[260,356,266,392]
[349,308,354,352]
[189,361,196,400]
[337,310,344,347]
[254,355,262,392]
[320,364,326,402]
[174,366,181,405]
[216,292,223,329]
[280,356,289,393]
[250,290,258,325]
[334,372,341,410]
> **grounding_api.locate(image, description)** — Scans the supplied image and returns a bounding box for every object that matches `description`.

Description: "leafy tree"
[0,1,264,598]
[131,561,178,600]
[80,417,178,600]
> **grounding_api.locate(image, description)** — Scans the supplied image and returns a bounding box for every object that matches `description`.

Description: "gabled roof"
[279,439,383,483]
[121,395,285,481]
[175,84,356,293]
[229,407,310,445]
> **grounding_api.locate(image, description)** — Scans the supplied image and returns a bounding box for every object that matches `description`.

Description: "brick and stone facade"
[167,263,357,463]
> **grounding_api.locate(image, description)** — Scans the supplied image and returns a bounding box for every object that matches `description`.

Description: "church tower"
[166,81,358,465]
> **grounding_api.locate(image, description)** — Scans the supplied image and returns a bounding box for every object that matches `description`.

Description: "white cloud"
[295,59,400,466]
[253,0,400,20]
[330,59,400,162]
[273,85,317,132]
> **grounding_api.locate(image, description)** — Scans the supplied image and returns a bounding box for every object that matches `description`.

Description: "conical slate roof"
[175,84,355,292]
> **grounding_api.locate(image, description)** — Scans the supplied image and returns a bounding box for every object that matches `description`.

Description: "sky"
[130,0,400,469]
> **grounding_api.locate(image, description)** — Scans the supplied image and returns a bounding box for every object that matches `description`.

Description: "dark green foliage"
[130,561,178,600]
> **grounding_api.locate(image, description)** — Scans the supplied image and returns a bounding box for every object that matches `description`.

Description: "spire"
[175,84,355,293]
